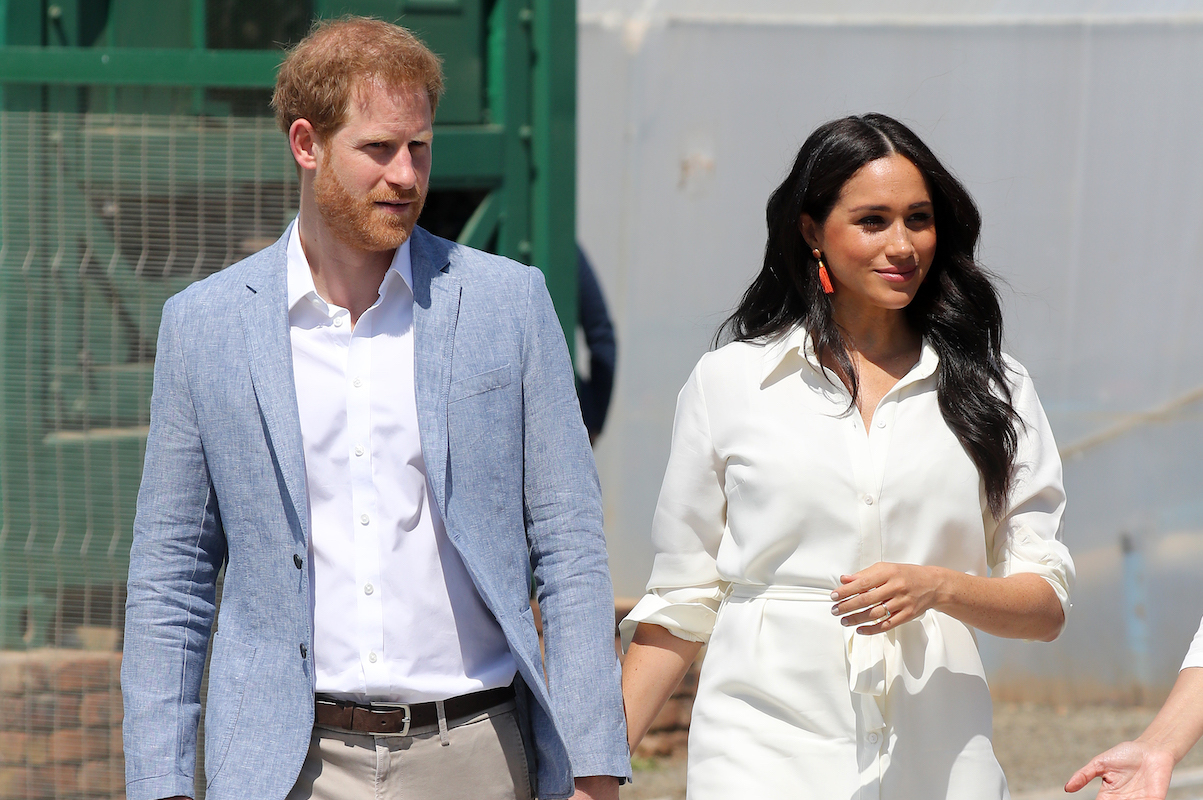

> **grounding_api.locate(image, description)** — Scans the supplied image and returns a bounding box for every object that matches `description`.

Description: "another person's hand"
[570,775,620,800]
[830,562,944,634]
[1065,740,1175,799]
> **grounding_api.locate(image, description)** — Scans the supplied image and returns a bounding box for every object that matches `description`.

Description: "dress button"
[863,495,875,505]
[877,420,887,428]
[293,554,303,569]
[868,732,880,744]
[299,643,308,659]
[368,652,378,663]
[360,513,370,525]
[353,377,363,388]
[354,445,365,457]
[364,583,374,596]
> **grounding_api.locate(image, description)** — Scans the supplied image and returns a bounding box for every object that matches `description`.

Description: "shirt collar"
[285,218,414,315]
[759,324,940,387]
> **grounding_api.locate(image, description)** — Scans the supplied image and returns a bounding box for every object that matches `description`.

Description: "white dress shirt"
[286,222,516,703]
[621,327,1074,799]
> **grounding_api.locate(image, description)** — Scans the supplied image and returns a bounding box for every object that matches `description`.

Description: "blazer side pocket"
[449,363,512,403]
[203,633,256,787]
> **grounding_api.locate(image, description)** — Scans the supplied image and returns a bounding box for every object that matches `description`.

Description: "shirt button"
[368,652,378,663]
[332,316,344,327]
[863,495,875,505]
[354,445,365,457]
[293,554,303,569]
[364,583,374,596]
[353,377,363,388]
[360,513,370,525]
[868,732,880,744]
[877,420,887,428]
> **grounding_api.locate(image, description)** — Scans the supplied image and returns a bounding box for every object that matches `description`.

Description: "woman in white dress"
[620,114,1075,800]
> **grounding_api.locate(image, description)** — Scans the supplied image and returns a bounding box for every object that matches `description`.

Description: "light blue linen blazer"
[120,227,630,800]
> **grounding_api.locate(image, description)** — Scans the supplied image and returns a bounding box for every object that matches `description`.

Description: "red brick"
[26,693,80,730]
[0,732,26,766]
[0,766,28,799]
[51,656,114,693]
[23,735,49,767]
[81,691,122,728]
[78,759,124,794]
[47,729,109,763]
[0,697,25,731]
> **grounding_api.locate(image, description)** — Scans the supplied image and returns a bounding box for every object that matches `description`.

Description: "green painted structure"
[0,0,578,648]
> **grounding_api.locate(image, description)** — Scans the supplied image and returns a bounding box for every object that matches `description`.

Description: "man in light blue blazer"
[121,17,628,800]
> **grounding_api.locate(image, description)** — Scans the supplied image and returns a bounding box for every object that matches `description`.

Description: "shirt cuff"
[618,584,726,651]
[997,524,1075,637]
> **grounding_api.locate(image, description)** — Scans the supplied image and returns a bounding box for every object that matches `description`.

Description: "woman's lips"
[876,266,917,283]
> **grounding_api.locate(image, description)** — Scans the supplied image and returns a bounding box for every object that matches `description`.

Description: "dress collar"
[758,325,940,390]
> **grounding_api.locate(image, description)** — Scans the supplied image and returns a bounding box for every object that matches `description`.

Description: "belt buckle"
[369,702,411,736]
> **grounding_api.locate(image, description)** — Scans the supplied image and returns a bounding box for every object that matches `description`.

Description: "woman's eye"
[907,212,934,227]
[858,216,885,228]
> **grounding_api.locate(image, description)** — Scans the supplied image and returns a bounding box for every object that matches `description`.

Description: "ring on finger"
[880,605,892,622]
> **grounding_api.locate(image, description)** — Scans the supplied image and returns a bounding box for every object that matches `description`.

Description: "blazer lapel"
[410,227,461,518]
[238,237,310,544]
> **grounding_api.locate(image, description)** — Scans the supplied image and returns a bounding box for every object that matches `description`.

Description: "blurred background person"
[1066,618,1203,799]
[577,245,617,444]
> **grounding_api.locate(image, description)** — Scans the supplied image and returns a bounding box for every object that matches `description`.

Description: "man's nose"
[385,151,418,189]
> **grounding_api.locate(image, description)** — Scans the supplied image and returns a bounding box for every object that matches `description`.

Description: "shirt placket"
[842,399,892,800]
[346,308,386,694]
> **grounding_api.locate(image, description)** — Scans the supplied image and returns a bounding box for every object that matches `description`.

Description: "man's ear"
[798,213,821,252]
[289,118,321,172]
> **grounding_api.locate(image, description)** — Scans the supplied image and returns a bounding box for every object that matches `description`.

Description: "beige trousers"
[286,701,533,800]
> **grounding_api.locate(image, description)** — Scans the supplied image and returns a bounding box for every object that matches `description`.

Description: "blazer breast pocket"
[449,363,513,403]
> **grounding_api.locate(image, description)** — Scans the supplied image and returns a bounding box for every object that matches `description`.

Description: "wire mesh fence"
[0,109,296,800]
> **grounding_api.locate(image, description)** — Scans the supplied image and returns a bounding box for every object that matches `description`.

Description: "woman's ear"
[799,213,821,253]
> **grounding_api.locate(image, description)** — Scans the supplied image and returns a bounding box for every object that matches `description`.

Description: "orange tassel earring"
[813,249,834,294]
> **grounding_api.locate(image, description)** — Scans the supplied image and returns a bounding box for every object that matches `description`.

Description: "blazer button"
[300,643,308,659]
[293,554,303,569]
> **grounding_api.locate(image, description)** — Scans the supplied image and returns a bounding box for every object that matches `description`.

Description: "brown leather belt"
[314,684,515,735]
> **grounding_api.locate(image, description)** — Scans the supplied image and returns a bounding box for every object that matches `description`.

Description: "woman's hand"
[831,563,1064,640]
[1064,741,1175,799]
[830,563,947,634]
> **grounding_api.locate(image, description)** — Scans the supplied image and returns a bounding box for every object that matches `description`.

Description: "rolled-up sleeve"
[620,362,729,648]
[986,359,1075,635]
[1183,617,1203,671]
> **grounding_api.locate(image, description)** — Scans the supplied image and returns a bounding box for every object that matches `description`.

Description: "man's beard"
[313,166,424,252]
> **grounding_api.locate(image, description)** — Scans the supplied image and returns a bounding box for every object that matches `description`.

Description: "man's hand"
[570,775,619,800]
[1065,740,1175,799]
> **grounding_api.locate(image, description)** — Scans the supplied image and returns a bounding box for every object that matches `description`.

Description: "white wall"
[578,1,1203,697]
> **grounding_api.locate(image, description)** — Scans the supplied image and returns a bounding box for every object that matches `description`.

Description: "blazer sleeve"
[121,295,227,800]
[520,268,631,783]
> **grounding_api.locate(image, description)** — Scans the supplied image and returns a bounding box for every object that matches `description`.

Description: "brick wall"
[0,650,124,800]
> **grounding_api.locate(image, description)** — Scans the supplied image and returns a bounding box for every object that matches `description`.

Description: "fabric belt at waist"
[314,684,515,735]
[723,582,889,732]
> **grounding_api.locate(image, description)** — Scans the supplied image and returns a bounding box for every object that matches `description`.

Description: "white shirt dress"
[621,328,1075,800]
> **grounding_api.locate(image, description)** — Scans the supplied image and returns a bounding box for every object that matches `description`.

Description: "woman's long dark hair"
[718,114,1019,517]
